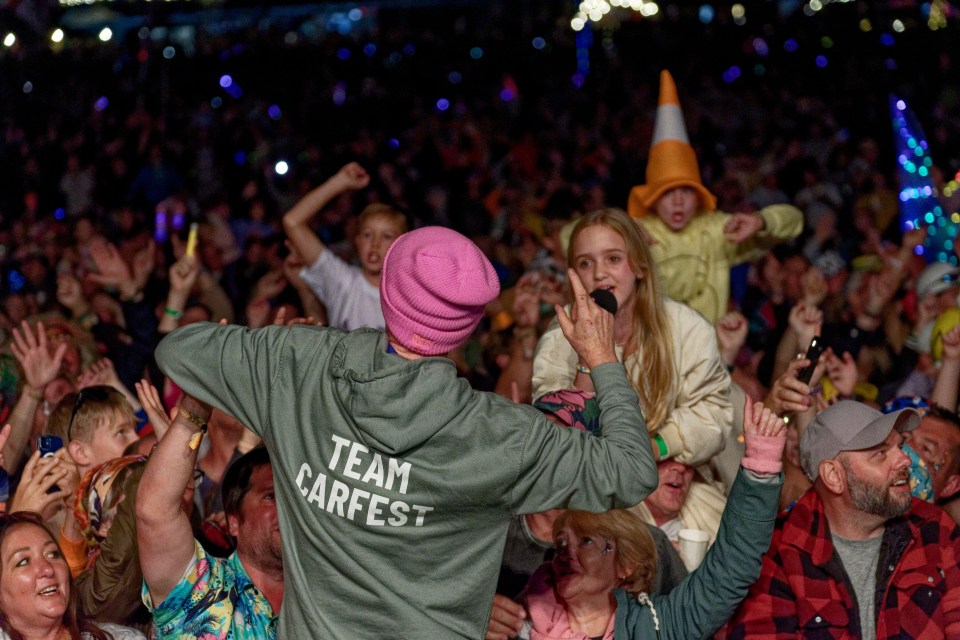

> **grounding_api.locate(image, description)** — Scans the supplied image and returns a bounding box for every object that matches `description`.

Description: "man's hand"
[485,594,526,640]
[554,269,617,370]
[723,212,764,243]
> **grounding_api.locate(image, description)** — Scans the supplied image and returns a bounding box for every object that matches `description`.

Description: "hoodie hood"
[327,329,474,455]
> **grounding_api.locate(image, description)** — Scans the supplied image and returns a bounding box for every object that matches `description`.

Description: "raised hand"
[87,239,137,299]
[332,162,371,192]
[763,357,815,416]
[136,378,177,441]
[9,450,71,517]
[10,321,67,395]
[741,396,787,475]
[131,241,158,292]
[716,311,748,367]
[788,302,823,351]
[512,273,542,330]
[554,269,617,370]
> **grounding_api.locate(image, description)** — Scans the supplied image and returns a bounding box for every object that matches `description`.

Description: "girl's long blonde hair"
[567,208,675,430]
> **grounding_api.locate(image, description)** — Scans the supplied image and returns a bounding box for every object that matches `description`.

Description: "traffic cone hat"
[628,70,717,217]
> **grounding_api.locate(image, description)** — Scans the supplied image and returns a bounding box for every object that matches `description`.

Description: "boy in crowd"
[282,162,407,330]
[627,70,803,324]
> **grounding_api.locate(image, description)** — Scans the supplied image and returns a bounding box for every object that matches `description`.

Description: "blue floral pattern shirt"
[143,541,277,640]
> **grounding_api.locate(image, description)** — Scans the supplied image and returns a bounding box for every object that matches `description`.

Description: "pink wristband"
[741,432,787,475]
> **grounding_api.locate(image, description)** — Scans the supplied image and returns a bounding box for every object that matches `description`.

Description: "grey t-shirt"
[832,533,883,640]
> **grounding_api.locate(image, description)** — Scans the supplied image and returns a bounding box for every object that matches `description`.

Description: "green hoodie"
[155,323,657,639]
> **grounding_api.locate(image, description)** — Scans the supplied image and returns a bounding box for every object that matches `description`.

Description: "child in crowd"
[43,385,151,628]
[533,208,732,468]
[282,162,407,331]
[627,70,804,324]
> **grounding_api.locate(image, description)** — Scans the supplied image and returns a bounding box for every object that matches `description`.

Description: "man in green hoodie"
[154,226,658,639]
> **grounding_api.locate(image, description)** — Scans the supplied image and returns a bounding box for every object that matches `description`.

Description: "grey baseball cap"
[799,401,921,481]
[916,262,960,298]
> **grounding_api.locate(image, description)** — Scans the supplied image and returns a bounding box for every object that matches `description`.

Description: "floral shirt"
[143,541,277,640]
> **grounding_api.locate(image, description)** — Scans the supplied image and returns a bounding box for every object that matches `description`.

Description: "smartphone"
[797,337,825,385]
[37,435,63,494]
[37,434,63,458]
[185,222,199,257]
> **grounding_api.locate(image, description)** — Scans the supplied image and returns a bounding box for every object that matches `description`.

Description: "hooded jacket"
[155,323,658,639]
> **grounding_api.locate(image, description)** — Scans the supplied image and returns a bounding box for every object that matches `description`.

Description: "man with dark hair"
[728,401,960,639]
[137,408,282,639]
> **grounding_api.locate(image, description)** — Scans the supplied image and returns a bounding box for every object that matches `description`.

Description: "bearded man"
[727,401,960,639]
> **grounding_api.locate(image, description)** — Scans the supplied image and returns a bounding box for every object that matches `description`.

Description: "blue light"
[234,151,247,165]
[94,96,108,111]
[363,43,376,57]
[532,37,546,50]
[500,88,515,102]
[211,97,223,108]
[219,75,233,88]
[784,38,798,52]
[880,33,895,46]
[571,73,585,88]
[333,82,346,106]
[699,5,715,24]
[753,38,769,57]
[469,47,483,60]
[337,47,351,60]
[388,138,400,149]
[448,71,462,84]
[436,98,450,111]
[815,55,828,68]
[403,43,416,56]
[7,271,25,293]
[268,105,281,120]
[54,208,66,220]
[348,8,363,20]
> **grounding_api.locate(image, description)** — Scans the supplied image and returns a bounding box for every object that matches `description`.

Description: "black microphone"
[589,289,618,315]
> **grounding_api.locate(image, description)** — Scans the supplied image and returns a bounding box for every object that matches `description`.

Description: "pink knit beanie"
[380,227,500,356]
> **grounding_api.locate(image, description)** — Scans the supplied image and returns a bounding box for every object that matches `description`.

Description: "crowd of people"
[0,3,958,639]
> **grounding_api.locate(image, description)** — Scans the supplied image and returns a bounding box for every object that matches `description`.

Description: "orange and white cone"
[628,70,716,217]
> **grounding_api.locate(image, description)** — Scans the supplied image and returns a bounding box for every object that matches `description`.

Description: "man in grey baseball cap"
[728,400,960,638]
[800,400,920,482]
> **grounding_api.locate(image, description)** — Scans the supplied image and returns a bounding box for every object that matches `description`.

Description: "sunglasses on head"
[67,387,110,442]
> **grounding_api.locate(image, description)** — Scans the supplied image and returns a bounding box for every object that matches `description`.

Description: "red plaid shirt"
[726,489,960,638]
